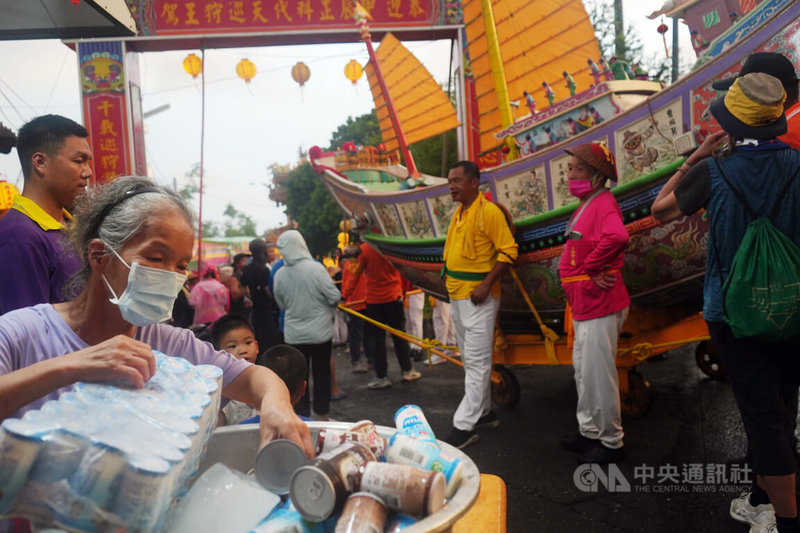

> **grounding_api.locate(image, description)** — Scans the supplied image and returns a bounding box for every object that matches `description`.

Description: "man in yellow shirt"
[442,161,518,449]
[0,115,92,315]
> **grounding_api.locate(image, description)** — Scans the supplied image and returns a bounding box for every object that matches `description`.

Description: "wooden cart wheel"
[621,370,652,419]
[695,340,726,379]
[492,365,520,410]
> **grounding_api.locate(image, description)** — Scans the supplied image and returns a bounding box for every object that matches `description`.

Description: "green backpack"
[713,163,800,341]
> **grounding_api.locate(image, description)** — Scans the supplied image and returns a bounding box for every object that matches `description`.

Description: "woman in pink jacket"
[558,142,630,465]
[188,264,230,326]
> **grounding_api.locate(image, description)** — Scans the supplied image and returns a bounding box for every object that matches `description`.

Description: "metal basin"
[199,421,481,532]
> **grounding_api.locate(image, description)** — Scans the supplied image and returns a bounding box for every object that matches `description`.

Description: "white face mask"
[101,245,188,326]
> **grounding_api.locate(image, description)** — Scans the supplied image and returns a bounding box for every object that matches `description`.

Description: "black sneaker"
[411,349,426,362]
[476,410,500,429]
[577,444,625,464]
[444,428,479,449]
[560,433,600,452]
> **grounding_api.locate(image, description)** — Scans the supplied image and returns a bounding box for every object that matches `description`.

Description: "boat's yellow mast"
[480,0,519,161]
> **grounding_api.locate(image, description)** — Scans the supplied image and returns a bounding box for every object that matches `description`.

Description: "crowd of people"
[0,51,799,533]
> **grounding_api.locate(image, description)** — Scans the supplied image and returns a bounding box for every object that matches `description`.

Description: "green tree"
[410,129,458,177]
[284,162,342,257]
[221,203,258,237]
[587,0,672,83]
[326,111,382,150]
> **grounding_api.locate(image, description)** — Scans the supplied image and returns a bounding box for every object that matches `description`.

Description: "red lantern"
[657,20,670,58]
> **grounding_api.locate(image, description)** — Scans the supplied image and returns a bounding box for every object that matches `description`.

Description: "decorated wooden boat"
[311,0,799,332]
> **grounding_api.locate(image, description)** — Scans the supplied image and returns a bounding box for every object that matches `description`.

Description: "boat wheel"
[621,370,652,419]
[695,341,726,379]
[492,365,520,410]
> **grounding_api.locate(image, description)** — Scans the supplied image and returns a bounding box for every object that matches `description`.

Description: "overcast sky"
[0,0,692,234]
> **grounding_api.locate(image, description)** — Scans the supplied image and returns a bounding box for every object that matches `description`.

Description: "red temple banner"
[84,94,131,185]
[153,0,436,33]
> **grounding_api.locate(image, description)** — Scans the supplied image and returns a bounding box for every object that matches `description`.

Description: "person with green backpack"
[652,72,800,533]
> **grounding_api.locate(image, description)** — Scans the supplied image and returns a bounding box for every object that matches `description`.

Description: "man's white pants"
[451,295,500,431]
[432,299,458,346]
[404,292,424,340]
[572,307,629,449]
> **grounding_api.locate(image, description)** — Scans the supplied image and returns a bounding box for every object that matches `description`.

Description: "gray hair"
[65,176,195,298]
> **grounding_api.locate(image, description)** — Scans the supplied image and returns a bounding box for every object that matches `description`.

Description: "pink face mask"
[568,178,595,198]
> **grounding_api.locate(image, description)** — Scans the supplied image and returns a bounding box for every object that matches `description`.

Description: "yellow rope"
[337,304,460,367]
[508,267,560,365]
[617,336,711,361]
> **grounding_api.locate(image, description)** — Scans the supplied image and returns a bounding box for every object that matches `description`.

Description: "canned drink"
[112,455,172,533]
[385,514,417,531]
[59,441,128,531]
[255,439,308,495]
[359,462,445,517]
[250,507,310,533]
[67,441,128,510]
[28,429,88,484]
[393,405,437,445]
[289,442,376,522]
[315,428,387,458]
[0,419,46,514]
[385,433,464,497]
[335,492,387,533]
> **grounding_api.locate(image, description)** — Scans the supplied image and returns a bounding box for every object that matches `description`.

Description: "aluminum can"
[289,442,376,522]
[255,439,308,495]
[0,419,45,514]
[315,428,387,458]
[112,455,172,532]
[58,441,128,531]
[393,405,437,445]
[385,432,464,497]
[334,492,387,533]
[28,428,88,484]
[359,462,445,517]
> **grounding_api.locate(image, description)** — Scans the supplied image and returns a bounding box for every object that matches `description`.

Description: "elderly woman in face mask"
[558,142,630,465]
[0,176,312,456]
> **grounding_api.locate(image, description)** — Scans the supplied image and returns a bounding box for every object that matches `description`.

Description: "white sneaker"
[730,492,775,526]
[367,376,392,389]
[401,369,422,382]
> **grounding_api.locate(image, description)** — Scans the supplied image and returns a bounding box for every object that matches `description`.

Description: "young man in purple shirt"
[0,115,92,315]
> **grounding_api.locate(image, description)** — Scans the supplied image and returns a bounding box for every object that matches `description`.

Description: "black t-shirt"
[241,261,271,311]
[674,159,712,216]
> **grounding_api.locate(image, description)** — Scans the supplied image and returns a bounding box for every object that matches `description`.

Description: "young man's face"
[219,327,259,364]
[36,135,93,207]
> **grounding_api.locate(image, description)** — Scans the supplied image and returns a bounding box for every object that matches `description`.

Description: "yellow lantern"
[0,180,20,211]
[236,58,257,84]
[183,53,203,78]
[344,60,363,85]
[291,62,311,87]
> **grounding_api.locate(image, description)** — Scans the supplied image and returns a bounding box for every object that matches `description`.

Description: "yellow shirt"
[443,196,518,300]
[11,195,71,230]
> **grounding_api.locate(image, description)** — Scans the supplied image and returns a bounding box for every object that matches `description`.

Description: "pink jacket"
[559,191,630,320]
[188,279,230,325]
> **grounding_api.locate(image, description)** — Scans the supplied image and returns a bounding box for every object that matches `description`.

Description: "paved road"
[326,340,752,533]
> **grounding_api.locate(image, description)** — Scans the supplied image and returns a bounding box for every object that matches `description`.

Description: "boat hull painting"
[312,3,800,330]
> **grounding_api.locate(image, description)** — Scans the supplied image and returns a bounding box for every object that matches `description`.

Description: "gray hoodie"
[273,230,341,345]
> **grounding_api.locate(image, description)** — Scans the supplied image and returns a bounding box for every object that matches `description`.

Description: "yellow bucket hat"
[710,72,788,139]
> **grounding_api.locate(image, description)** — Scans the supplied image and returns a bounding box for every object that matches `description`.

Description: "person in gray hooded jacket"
[274,230,342,419]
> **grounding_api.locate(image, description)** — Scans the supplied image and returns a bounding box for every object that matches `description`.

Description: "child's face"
[219,327,259,364]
